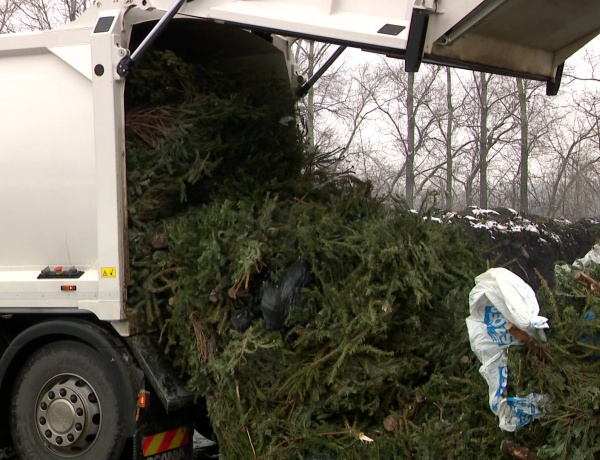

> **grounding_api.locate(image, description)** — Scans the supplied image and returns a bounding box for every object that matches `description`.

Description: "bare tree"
[417,67,476,211]
[479,72,489,208]
[563,37,600,86]
[294,40,333,152]
[294,41,379,178]
[455,72,517,208]
[12,0,89,30]
[445,68,454,210]
[509,77,551,213]
[541,115,599,218]
[406,71,416,207]
[517,78,529,212]
[0,0,16,33]
[294,37,600,218]
[371,61,442,204]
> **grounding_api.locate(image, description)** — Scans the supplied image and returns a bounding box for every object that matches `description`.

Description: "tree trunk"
[517,78,529,213]
[466,167,478,208]
[306,41,316,152]
[446,68,453,210]
[479,72,489,209]
[406,71,415,208]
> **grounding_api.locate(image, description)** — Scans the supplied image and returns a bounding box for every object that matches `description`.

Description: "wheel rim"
[35,374,101,457]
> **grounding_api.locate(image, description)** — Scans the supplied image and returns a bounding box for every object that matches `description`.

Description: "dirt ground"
[438,207,600,291]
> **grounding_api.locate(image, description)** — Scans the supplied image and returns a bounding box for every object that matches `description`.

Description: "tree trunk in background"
[517,78,529,213]
[446,68,454,210]
[466,165,478,208]
[479,72,489,209]
[466,180,473,208]
[306,41,316,152]
[406,71,415,208]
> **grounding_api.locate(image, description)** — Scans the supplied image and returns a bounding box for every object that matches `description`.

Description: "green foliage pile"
[125,49,302,329]
[124,47,600,459]
[124,48,493,459]
[501,264,600,459]
[162,194,490,459]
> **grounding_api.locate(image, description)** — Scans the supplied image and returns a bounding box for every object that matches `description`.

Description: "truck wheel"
[9,341,126,460]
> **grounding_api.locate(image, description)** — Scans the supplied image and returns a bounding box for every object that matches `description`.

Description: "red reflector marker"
[138,391,148,408]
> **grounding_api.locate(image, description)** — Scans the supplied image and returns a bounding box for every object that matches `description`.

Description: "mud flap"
[135,420,194,460]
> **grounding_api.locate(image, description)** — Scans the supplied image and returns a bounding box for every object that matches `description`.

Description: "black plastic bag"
[230,305,260,332]
[260,260,312,331]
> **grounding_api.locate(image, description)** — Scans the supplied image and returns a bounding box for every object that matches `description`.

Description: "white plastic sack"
[556,244,600,278]
[573,244,600,269]
[466,267,550,431]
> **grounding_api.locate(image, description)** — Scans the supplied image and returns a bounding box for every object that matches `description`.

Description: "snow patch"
[443,212,458,220]
[554,218,572,225]
[471,208,500,217]
[524,224,540,234]
[471,221,498,231]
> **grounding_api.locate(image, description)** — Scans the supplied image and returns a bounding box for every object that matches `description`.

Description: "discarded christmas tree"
[124,48,600,459]
[501,263,600,459]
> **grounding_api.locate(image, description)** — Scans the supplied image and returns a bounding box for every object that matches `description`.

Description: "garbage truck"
[0,0,598,458]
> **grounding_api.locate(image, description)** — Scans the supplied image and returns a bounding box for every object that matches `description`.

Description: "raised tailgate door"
[140,0,600,82]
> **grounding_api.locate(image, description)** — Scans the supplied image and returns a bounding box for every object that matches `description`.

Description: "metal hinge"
[413,0,438,13]
[120,0,155,11]
[117,0,188,77]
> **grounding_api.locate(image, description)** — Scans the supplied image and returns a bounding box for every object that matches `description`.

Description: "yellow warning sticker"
[101,267,116,278]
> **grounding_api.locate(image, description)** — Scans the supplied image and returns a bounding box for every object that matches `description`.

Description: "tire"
[9,341,126,460]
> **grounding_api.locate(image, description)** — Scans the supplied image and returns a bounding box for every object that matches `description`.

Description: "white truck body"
[0,0,598,331]
[0,25,120,319]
